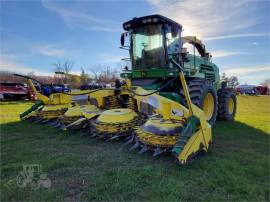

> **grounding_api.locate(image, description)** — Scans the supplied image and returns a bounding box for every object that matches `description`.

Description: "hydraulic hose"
[60,76,178,97]
[14,74,115,96]
[60,88,114,95]
[126,76,178,97]
[14,73,178,97]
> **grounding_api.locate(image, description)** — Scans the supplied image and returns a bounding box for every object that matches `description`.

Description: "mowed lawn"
[1,96,269,201]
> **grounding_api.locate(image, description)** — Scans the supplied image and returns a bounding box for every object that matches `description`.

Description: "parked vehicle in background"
[256,85,269,95]
[235,84,269,95]
[42,84,70,97]
[80,82,105,90]
[0,83,35,101]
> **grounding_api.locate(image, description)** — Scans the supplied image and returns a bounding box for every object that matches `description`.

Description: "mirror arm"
[119,46,130,51]
[170,58,184,72]
[121,58,131,61]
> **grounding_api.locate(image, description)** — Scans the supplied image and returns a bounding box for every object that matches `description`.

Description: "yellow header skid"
[178,104,212,164]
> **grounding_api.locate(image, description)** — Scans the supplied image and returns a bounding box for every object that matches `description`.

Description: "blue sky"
[0,0,269,84]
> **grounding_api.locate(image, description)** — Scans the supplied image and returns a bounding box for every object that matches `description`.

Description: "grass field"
[1,95,269,201]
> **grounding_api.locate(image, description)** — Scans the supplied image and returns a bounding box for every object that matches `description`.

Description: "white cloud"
[85,26,119,33]
[148,0,267,39]
[41,0,120,32]
[205,33,269,41]
[36,45,67,57]
[211,50,247,58]
[248,42,259,46]
[222,65,270,77]
[251,42,259,46]
[0,55,52,76]
[223,65,270,84]
[97,53,123,63]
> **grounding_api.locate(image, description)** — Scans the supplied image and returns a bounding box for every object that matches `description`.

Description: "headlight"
[153,18,158,22]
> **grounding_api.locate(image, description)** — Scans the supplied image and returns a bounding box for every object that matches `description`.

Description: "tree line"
[1,61,269,89]
[0,60,121,88]
[221,73,270,88]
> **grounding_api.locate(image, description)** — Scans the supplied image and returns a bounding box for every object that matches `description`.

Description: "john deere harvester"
[83,14,237,164]
[17,15,237,165]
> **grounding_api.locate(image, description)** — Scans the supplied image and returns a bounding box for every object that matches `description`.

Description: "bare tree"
[53,60,74,73]
[228,76,239,88]
[80,67,91,85]
[53,61,63,73]
[221,73,228,83]
[220,73,239,88]
[1,70,61,87]
[0,71,24,83]
[87,64,120,84]
[99,66,120,83]
[27,72,35,77]
[88,65,103,81]
[63,60,74,74]
[53,60,74,83]
[260,78,270,87]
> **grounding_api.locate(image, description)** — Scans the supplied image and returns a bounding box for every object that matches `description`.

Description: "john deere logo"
[17,164,51,189]
[141,71,147,77]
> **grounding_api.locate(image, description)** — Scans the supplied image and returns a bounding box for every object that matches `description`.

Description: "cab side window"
[183,43,200,57]
[166,25,181,68]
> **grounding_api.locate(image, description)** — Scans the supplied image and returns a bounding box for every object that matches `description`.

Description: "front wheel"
[181,79,218,126]
[217,88,237,121]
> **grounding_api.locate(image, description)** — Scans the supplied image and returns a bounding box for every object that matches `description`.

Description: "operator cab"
[121,15,183,70]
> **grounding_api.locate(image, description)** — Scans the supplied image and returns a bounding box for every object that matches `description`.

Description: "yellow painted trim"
[203,92,215,121]
[97,108,137,123]
[228,97,234,114]
[27,79,50,104]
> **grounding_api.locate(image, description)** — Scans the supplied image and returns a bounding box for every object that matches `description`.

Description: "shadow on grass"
[1,120,269,168]
[213,121,269,154]
[0,100,35,105]
[1,120,269,201]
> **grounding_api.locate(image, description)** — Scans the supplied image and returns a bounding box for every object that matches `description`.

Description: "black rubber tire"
[217,88,237,121]
[180,78,218,126]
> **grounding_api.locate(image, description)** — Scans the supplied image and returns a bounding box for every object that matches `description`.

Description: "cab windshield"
[131,25,167,69]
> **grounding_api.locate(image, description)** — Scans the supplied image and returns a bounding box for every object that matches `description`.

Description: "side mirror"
[181,48,189,62]
[120,33,125,46]
[172,25,178,38]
